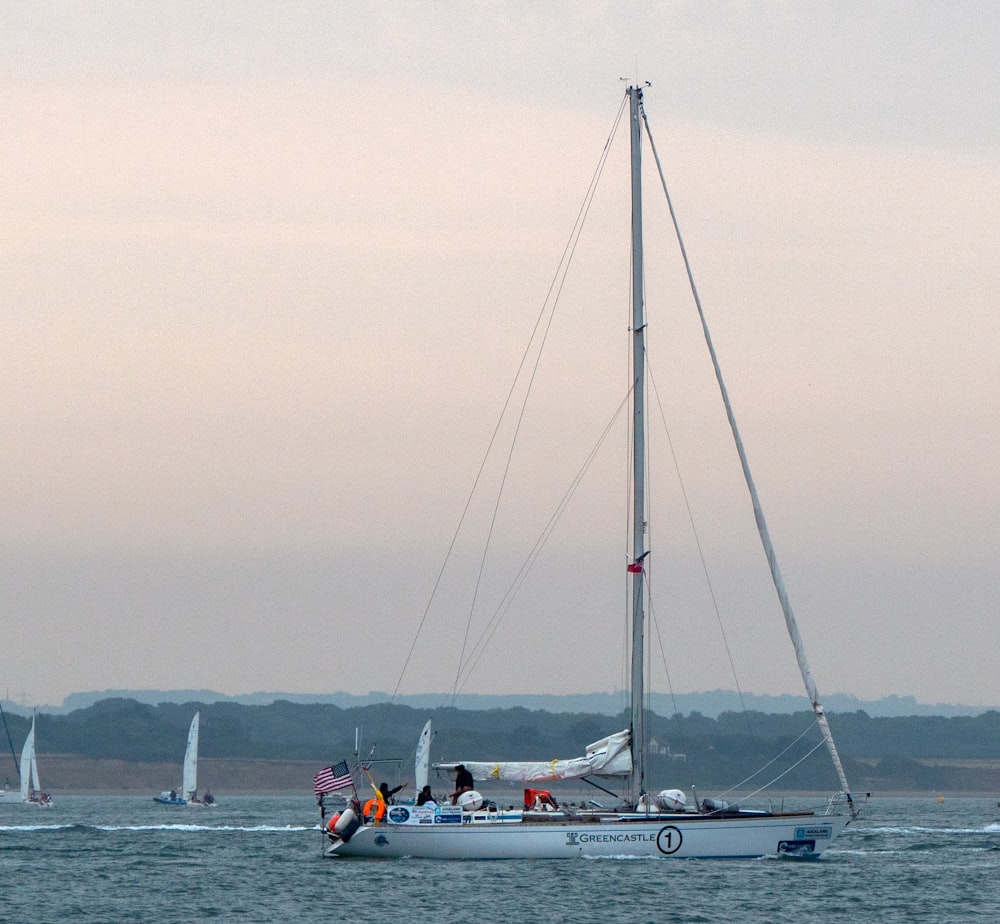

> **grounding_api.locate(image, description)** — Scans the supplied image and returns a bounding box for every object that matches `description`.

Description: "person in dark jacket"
[379,781,407,805]
[449,765,474,804]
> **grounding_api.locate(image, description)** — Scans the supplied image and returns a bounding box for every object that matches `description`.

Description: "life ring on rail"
[327,813,341,832]
[363,798,386,821]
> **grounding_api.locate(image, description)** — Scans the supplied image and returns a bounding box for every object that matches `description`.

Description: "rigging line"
[448,100,629,699]
[641,325,652,726]
[638,321,683,725]
[457,390,631,692]
[387,97,629,712]
[742,737,829,804]
[712,719,821,799]
[646,361,754,739]
[644,589,679,719]
[622,246,638,720]
[620,202,638,731]
[619,200,649,728]
[454,387,634,694]
[640,105,853,802]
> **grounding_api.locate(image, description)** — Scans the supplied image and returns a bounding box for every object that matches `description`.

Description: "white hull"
[327,811,850,860]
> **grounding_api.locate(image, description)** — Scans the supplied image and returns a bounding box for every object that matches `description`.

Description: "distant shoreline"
[32,756,1000,799]
[9,689,997,720]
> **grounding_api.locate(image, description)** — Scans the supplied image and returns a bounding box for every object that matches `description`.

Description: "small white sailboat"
[0,714,53,806]
[324,85,860,860]
[154,711,215,806]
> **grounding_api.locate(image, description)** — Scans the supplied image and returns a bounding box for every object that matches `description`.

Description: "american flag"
[313,760,353,795]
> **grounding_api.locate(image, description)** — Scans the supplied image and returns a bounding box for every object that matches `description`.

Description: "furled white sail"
[182,712,199,801]
[415,720,432,792]
[435,729,631,783]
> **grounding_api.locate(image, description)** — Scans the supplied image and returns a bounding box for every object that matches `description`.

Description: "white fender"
[457,790,484,812]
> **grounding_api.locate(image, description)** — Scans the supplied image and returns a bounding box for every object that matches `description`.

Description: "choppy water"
[2,796,999,923]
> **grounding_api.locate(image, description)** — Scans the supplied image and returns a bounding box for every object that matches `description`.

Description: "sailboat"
[323,86,860,859]
[154,711,215,806]
[0,714,53,806]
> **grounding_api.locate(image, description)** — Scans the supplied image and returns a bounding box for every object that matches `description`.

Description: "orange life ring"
[363,797,386,821]
[327,813,341,832]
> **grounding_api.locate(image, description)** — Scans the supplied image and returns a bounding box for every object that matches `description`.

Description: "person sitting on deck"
[416,785,436,806]
[449,765,474,804]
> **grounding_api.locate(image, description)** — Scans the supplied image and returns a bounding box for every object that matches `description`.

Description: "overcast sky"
[3,2,998,711]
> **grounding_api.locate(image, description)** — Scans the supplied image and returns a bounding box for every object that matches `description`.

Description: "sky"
[2,2,998,711]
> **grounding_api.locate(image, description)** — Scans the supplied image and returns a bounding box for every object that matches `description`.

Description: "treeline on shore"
[6,698,1000,793]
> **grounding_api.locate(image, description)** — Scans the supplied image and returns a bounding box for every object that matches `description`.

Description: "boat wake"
[0,822,313,834]
[867,824,1000,836]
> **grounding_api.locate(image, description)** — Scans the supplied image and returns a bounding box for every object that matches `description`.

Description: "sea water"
[2,796,998,923]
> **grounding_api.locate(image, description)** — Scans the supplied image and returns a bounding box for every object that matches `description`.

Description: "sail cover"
[435,729,631,783]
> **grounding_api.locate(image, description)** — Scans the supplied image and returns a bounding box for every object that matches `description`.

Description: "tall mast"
[628,84,647,806]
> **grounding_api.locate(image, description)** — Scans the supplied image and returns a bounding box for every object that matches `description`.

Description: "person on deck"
[416,785,436,806]
[379,781,408,805]
[449,764,474,804]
